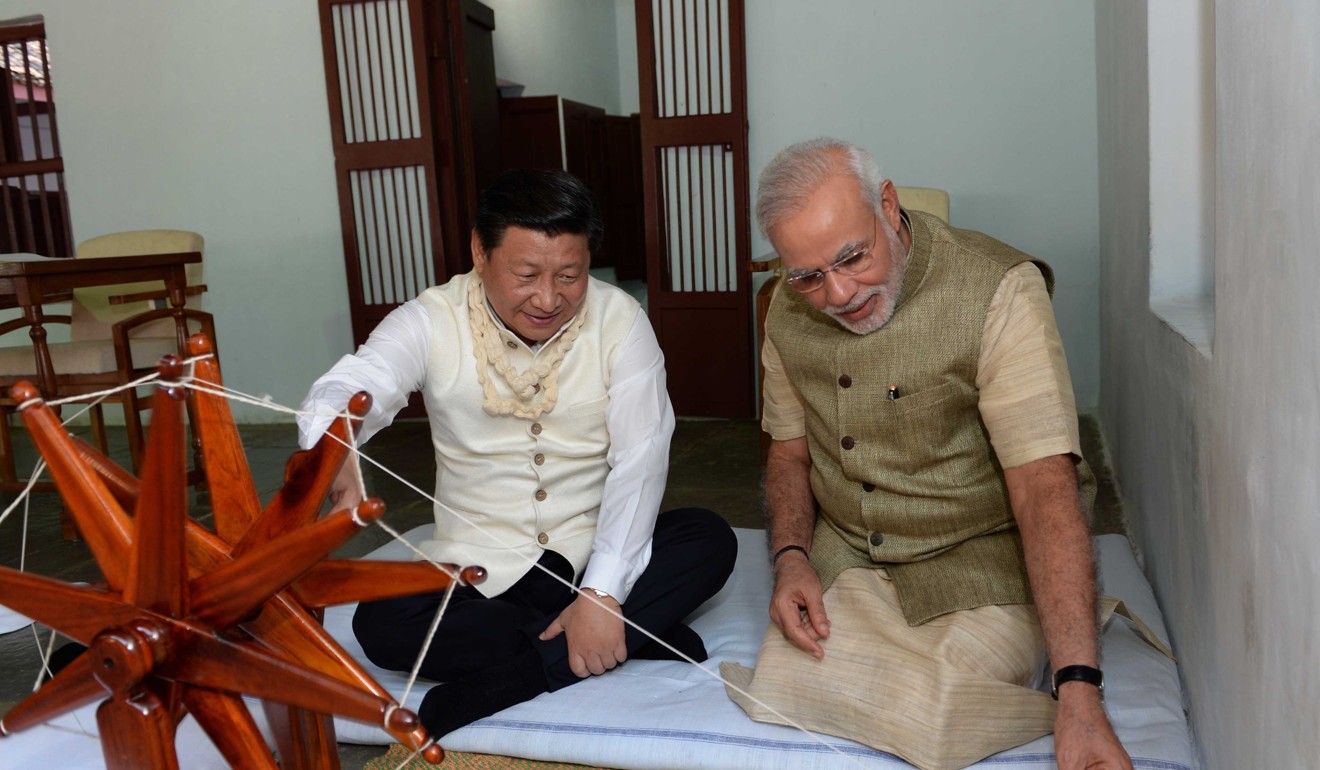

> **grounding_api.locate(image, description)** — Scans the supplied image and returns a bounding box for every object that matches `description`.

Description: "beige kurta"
[761,261,1082,468]
[728,234,1085,769]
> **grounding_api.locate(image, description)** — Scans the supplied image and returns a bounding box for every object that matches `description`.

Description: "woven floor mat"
[362,743,611,770]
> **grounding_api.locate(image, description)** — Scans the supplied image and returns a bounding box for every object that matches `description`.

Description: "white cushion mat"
[2,529,1196,769]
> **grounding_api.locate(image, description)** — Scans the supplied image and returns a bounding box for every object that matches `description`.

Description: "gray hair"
[755,137,885,239]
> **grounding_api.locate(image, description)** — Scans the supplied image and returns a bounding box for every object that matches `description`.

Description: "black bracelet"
[772,544,808,565]
[1051,664,1104,700]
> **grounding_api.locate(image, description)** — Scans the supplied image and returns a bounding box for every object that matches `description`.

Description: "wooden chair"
[749,187,950,459]
[0,230,213,502]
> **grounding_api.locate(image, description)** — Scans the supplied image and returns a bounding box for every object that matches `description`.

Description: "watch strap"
[772,544,808,565]
[1051,664,1104,700]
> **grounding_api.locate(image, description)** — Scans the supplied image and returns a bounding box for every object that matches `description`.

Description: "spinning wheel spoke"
[183,687,280,770]
[158,626,405,729]
[186,335,261,543]
[291,560,471,609]
[0,566,138,643]
[11,383,133,590]
[127,365,189,617]
[69,434,139,509]
[96,689,179,770]
[241,595,437,754]
[263,704,342,770]
[1,654,102,734]
[244,593,391,692]
[189,500,386,629]
[237,392,372,557]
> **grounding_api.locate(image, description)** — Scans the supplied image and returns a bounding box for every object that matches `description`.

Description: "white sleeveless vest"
[415,272,641,597]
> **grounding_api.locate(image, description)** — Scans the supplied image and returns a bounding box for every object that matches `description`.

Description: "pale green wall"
[0,0,348,423]
[1,1,1102,418]
[746,0,1101,408]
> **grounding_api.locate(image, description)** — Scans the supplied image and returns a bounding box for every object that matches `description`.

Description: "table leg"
[24,303,57,400]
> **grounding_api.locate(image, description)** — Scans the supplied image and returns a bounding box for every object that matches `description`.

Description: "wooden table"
[0,251,202,401]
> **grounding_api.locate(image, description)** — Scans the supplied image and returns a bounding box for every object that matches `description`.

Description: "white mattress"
[2,529,1197,769]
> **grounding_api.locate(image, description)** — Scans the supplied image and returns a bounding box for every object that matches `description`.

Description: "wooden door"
[0,19,73,261]
[443,0,499,241]
[636,0,753,418]
[604,115,645,281]
[317,0,468,347]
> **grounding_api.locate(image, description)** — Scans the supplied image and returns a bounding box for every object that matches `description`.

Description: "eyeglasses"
[782,216,878,294]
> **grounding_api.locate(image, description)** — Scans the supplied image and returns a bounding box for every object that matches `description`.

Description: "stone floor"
[0,414,1121,767]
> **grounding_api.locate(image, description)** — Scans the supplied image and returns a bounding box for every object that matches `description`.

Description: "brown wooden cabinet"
[497,96,644,279]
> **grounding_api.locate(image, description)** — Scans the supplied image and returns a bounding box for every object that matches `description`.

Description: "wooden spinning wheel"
[0,335,483,769]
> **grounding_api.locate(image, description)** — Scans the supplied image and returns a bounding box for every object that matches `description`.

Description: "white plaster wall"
[0,1,349,423]
[1096,1,1320,767]
[616,0,640,115]
[1148,0,1215,303]
[484,0,624,114]
[745,0,1102,409]
[3,3,1101,421]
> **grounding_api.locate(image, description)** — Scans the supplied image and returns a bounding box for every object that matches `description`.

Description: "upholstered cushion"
[71,229,205,337]
[896,186,950,223]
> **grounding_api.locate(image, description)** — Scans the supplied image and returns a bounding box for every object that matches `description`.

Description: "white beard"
[825,220,909,335]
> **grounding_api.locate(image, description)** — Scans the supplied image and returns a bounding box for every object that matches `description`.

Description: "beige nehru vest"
[415,273,641,597]
[768,211,1095,625]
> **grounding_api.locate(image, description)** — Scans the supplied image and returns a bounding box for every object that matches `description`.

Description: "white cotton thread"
[6,376,870,769]
[40,369,162,410]
[398,580,458,708]
[18,468,32,572]
[0,459,45,528]
[329,435,871,768]
[36,720,97,740]
[391,740,432,770]
[343,409,368,504]
[31,626,57,693]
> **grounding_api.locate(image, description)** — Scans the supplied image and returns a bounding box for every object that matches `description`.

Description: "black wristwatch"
[1051,665,1104,700]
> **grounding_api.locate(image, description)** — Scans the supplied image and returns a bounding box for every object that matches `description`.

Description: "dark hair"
[474,168,603,257]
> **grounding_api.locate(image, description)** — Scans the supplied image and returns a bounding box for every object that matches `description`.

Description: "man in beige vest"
[722,139,1131,770]
[300,169,735,738]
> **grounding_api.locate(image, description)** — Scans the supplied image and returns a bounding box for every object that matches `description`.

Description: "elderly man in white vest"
[299,168,736,737]
[722,139,1132,770]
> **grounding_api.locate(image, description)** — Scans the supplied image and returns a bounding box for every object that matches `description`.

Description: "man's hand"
[328,457,364,512]
[539,592,626,678]
[1053,686,1134,769]
[768,551,830,658]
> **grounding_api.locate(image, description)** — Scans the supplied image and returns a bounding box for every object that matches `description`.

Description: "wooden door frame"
[634,0,754,418]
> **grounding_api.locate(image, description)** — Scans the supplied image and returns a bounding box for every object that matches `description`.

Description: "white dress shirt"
[298,292,673,602]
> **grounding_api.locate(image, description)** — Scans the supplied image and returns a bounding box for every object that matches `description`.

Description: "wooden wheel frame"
[0,334,483,769]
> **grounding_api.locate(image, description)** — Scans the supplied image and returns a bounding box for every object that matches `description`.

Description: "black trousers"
[353,507,737,691]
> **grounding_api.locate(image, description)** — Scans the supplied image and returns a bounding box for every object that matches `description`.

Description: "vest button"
[534,453,545,465]
[535,489,547,501]
[841,436,855,450]
[838,374,852,388]
[869,531,884,547]
[531,422,543,435]
[537,532,549,545]
[862,482,875,492]
[506,340,517,350]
